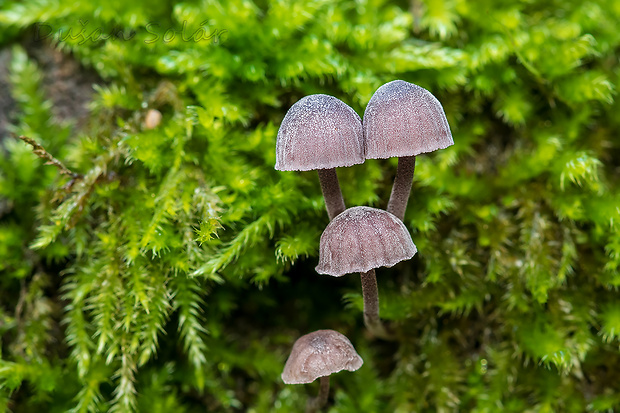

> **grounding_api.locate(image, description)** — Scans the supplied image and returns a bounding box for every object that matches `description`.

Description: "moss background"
[1,0,619,411]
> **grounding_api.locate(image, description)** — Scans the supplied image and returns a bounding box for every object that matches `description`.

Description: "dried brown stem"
[18,135,80,178]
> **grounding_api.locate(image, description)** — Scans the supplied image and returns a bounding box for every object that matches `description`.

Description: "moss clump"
[1,0,619,411]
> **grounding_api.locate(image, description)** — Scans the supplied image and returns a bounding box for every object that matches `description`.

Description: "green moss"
[1,0,619,411]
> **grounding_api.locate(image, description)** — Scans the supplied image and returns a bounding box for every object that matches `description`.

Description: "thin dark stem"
[386,155,416,221]
[360,269,394,340]
[18,135,81,179]
[317,168,346,220]
[305,376,330,413]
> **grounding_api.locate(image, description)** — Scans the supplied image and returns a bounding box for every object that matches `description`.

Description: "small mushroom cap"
[276,94,364,171]
[315,206,416,276]
[363,80,453,159]
[281,329,363,385]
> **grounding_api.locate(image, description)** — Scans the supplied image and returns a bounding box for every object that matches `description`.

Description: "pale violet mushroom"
[363,80,453,221]
[316,207,416,339]
[282,329,363,412]
[276,94,364,220]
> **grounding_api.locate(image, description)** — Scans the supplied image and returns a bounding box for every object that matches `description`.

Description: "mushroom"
[276,94,364,220]
[282,329,363,412]
[363,80,453,221]
[315,207,417,339]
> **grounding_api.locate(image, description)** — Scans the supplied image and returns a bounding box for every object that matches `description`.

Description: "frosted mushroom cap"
[316,206,417,276]
[276,94,364,171]
[281,329,363,385]
[363,80,453,159]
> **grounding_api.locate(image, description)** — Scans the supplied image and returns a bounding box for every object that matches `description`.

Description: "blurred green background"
[0,0,619,411]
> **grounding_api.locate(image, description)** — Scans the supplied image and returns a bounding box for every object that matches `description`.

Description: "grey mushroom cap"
[315,206,417,276]
[281,330,363,385]
[275,94,365,171]
[363,80,453,159]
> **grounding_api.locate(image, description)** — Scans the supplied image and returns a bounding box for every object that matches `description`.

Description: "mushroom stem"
[360,269,394,340]
[386,155,416,221]
[305,376,330,413]
[317,168,346,220]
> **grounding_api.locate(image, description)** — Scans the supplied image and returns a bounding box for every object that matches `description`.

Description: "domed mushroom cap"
[363,80,453,159]
[281,329,363,385]
[316,206,416,276]
[276,94,364,171]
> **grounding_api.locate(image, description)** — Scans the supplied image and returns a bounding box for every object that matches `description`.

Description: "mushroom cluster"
[276,80,453,410]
